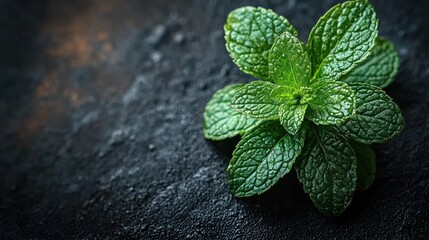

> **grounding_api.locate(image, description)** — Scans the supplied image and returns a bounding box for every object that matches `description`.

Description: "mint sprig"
[203,0,405,216]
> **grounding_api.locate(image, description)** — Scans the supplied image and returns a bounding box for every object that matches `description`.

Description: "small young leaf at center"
[279,104,308,135]
[269,31,311,88]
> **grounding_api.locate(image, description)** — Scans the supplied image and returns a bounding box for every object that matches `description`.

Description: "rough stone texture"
[0,0,428,239]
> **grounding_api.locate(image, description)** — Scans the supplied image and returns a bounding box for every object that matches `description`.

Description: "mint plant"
[203,0,404,216]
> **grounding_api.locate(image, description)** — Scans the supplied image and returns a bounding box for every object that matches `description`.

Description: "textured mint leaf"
[232,81,279,120]
[350,140,376,191]
[203,84,262,140]
[227,121,305,197]
[308,0,378,81]
[270,85,313,104]
[342,38,399,88]
[269,31,311,87]
[279,104,308,135]
[225,6,298,80]
[296,125,357,216]
[306,81,355,125]
[336,83,405,144]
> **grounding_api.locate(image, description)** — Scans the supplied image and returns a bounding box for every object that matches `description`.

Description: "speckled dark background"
[1,0,428,239]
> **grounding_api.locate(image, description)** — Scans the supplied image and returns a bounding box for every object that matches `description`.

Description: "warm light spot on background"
[18,100,65,145]
[18,0,118,144]
[36,72,59,97]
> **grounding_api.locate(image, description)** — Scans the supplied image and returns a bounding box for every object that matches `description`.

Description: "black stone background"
[0,0,428,239]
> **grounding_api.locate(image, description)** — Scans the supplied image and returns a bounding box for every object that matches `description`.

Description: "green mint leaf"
[203,84,262,140]
[269,85,296,102]
[296,125,357,216]
[336,82,405,144]
[306,81,355,125]
[308,0,378,81]
[227,121,305,197]
[342,38,399,88]
[225,6,298,80]
[269,31,311,87]
[279,104,308,135]
[349,140,376,191]
[232,81,279,120]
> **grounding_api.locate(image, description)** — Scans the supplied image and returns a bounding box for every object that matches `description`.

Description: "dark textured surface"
[1,0,428,239]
